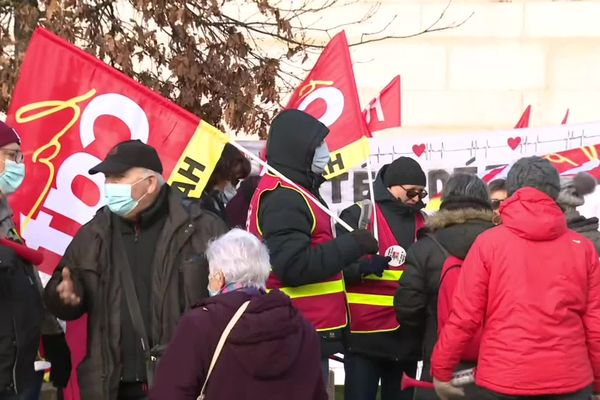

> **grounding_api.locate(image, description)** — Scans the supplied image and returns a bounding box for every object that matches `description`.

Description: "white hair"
[138,167,165,186]
[206,229,270,290]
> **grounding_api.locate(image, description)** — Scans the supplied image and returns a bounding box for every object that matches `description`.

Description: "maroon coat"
[149,289,327,400]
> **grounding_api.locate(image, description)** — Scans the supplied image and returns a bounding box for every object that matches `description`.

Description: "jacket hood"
[207,290,312,380]
[426,208,495,259]
[375,165,425,212]
[500,187,567,241]
[266,110,329,189]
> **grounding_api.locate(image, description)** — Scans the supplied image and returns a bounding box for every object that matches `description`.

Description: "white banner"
[240,120,600,218]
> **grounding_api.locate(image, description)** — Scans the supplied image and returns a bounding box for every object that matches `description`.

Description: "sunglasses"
[400,185,428,199]
[491,199,505,210]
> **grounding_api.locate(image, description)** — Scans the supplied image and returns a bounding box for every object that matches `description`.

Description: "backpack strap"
[426,233,450,258]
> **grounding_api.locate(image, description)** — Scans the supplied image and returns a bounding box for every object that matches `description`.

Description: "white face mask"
[220,182,237,203]
[311,141,330,175]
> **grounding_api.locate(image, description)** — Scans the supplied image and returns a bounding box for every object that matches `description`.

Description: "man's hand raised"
[56,267,81,306]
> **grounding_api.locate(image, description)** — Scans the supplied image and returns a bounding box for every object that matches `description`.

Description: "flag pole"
[225,137,355,232]
[365,150,379,241]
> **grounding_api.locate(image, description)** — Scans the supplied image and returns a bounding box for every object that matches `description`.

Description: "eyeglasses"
[491,199,505,210]
[400,185,428,199]
[0,149,23,163]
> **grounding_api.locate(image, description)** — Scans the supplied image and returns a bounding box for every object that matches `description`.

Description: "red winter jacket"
[431,188,600,396]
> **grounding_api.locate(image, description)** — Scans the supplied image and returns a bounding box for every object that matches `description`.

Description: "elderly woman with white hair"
[150,229,327,400]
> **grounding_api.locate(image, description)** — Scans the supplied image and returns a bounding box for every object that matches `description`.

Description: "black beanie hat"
[383,157,426,187]
[506,156,560,200]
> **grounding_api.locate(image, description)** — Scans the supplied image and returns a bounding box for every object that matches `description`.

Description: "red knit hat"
[0,121,21,148]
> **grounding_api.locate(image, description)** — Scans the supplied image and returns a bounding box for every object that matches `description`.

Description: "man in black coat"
[394,173,495,400]
[337,157,428,400]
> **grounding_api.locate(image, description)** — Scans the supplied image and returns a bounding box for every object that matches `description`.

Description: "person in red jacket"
[431,156,600,400]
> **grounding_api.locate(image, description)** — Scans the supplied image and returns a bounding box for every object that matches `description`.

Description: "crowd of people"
[0,108,599,400]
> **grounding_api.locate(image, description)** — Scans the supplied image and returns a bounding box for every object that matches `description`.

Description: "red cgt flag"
[362,75,401,135]
[286,31,370,179]
[7,28,228,400]
[562,109,570,125]
[514,105,532,129]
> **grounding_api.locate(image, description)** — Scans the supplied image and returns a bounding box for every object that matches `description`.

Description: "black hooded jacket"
[0,246,43,394]
[257,110,365,353]
[336,166,425,361]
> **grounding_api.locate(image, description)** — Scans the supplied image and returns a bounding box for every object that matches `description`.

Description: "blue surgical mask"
[0,160,25,195]
[104,177,148,217]
[311,141,330,174]
[219,182,237,204]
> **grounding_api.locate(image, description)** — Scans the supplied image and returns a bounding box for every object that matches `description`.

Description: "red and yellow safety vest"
[247,174,348,331]
[346,203,425,333]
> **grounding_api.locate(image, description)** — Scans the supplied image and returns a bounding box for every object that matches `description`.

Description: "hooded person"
[394,173,496,400]
[431,157,600,400]
[557,172,600,252]
[335,157,428,400]
[246,109,380,385]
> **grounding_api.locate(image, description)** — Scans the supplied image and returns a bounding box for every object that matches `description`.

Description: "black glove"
[350,229,379,254]
[358,255,391,277]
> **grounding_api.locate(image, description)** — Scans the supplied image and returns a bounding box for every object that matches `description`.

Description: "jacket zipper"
[134,221,141,383]
[11,316,18,394]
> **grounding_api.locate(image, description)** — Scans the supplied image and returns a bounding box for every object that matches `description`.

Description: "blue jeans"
[344,353,417,400]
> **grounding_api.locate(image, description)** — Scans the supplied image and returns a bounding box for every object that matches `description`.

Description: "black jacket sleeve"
[336,204,363,285]
[259,187,364,287]
[394,242,428,328]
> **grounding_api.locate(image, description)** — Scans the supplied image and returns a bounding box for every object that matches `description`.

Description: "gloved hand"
[358,255,391,277]
[350,229,378,254]
[433,377,465,400]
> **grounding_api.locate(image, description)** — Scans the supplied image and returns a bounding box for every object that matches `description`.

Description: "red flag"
[286,31,369,179]
[7,28,228,400]
[562,109,570,125]
[514,105,531,129]
[362,75,401,135]
[482,144,600,182]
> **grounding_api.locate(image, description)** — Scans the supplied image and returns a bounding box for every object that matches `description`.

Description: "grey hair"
[206,229,270,290]
[138,167,165,186]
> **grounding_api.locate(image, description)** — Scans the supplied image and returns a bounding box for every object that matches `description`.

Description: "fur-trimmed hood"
[422,208,496,259]
[426,208,496,232]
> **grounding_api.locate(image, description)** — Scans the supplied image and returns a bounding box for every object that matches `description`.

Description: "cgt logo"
[16,91,150,256]
[296,80,351,178]
[297,80,345,128]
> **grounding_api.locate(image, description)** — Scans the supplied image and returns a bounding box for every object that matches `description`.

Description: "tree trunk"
[13,0,39,66]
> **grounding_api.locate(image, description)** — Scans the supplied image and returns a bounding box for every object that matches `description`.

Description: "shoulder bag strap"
[112,221,154,384]
[197,300,251,400]
[426,233,450,258]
